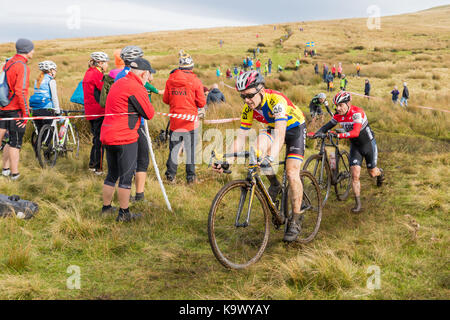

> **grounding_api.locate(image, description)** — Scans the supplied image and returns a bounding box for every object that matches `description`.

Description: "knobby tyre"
[285,170,322,244]
[37,124,57,168]
[303,154,331,207]
[208,180,271,269]
[335,150,351,201]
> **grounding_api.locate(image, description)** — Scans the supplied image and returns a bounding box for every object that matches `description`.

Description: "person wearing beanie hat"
[163,50,206,184]
[0,38,35,180]
[178,50,194,69]
[15,38,34,54]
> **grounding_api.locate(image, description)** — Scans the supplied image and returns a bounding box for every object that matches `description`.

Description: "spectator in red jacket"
[100,57,155,222]
[163,50,206,184]
[82,51,109,175]
[0,38,34,180]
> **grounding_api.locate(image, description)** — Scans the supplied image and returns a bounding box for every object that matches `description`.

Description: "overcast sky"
[1,0,449,43]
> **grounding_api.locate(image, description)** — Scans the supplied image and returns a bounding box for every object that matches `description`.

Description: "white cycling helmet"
[120,46,144,63]
[90,51,109,62]
[236,71,265,91]
[38,60,57,71]
[317,93,326,100]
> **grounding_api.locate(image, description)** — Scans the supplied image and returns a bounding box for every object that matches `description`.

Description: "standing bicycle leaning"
[313,91,385,213]
[212,71,307,243]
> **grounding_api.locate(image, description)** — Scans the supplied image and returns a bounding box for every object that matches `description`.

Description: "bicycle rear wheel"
[334,150,351,201]
[303,154,331,207]
[208,180,270,269]
[37,124,57,168]
[285,170,322,244]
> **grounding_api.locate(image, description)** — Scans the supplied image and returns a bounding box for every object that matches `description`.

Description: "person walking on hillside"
[268,58,272,74]
[83,51,109,175]
[207,83,226,105]
[243,58,248,71]
[356,63,361,77]
[255,59,261,73]
[29,61,61,138]
[295,59,300,70]
[364,79,371,98]
[400,82,409,107]
[100,57,155,222]
[248,58,253,70]
[323,64,328,82]
[264,63,269,77]
[0,38,34,180]
[226,68,232,79]
[163,50,206,184]
[391,86,400,104]
[331,64,336,78]
[253,48,256,59]
[233,66,239,78]
[340,74,348,91]
[337,63,343,78]
[326,72,334,92]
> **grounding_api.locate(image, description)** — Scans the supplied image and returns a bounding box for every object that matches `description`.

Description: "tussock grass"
[0,6,449,300]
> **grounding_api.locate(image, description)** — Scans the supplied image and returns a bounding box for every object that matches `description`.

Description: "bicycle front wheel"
[65,123,80,158]
[37,124,57,168]
[335,150,351,201]
[208,180,271,269]
[303,154,331,207]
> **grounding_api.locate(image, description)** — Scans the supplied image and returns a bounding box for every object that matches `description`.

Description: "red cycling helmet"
[333,91,352,105]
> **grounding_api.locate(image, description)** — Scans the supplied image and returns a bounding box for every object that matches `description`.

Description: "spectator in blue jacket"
[206,84,226,105]
[391,86,400,104]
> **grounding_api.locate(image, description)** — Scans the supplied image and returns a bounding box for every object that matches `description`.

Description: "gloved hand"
[328,131,338,138]
[260,155,274,168]
[324,100,329,107]
[313,132,324,139]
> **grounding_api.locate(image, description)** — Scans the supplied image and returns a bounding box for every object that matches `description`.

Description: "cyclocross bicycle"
[208,148,322,269]
[36,110,80,168]
[303,131,351,207]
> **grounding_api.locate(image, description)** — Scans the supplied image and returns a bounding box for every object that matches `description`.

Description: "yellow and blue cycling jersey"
[240,89,305,131]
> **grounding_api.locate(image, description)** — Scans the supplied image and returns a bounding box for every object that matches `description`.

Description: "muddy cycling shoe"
[2,168,10,177]
[376,168,385,187]
[101,205,118,215]
[116,209,142,222]
[351,196,362,213]
[283,215,303,243]
[268,184,282,202]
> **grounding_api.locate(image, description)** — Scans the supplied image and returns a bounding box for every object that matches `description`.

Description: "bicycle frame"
[316,134,346,185]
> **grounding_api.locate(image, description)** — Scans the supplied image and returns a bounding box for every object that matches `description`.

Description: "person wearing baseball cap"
[0,38,35,180]
[100,57,155,222]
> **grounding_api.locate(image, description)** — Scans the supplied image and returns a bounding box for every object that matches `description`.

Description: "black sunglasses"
[240,86,262,100]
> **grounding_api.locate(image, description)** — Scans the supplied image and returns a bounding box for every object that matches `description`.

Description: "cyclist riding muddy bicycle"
[313,91,385,213]
[212,71,307,242]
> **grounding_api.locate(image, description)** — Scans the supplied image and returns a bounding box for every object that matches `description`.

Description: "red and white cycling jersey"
[331,105,374,145]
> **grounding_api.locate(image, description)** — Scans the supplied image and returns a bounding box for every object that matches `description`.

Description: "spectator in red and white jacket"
[163,50,206,184]
[100,57,155,222]
[82,51,109,175]
[0,38,34,180]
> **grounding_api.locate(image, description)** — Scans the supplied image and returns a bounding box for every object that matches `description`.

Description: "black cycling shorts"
[0,110,26,149]
[264,123,306,162]
[350,139,378,169]
[136,125,150,173]
[104,142,138,189]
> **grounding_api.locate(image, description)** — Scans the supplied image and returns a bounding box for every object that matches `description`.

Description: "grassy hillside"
[0,6,448,299]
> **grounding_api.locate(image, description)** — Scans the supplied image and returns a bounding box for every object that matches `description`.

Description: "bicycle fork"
[235,183,255,228]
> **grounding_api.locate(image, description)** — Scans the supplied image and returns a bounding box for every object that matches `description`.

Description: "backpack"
[99,74,115,108]
[70,81,84,105]
[0,60,26,107]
